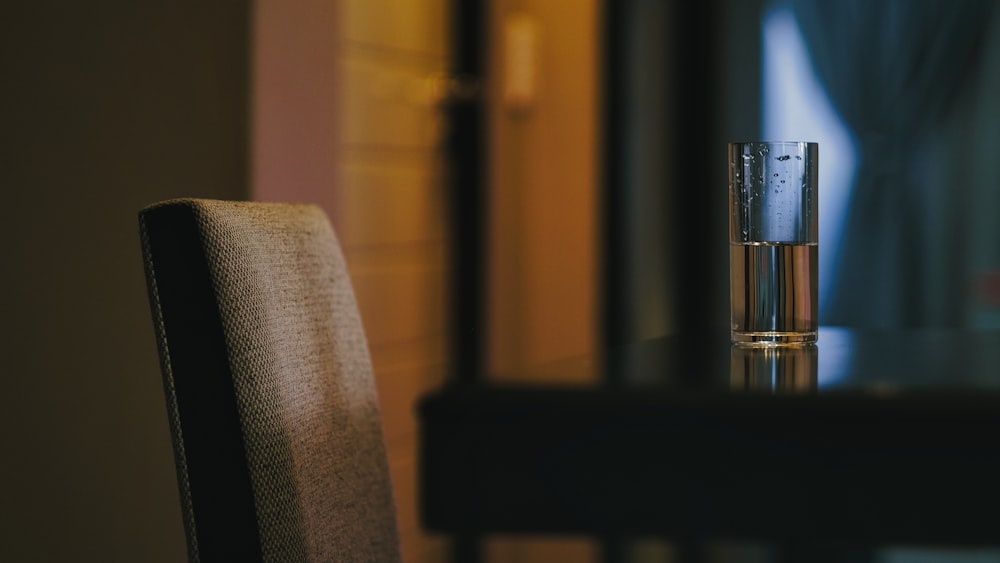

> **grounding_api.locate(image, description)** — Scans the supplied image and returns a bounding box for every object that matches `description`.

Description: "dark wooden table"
[418,328,1000,548]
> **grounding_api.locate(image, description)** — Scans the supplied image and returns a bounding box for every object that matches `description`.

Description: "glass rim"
[729,140,818,147]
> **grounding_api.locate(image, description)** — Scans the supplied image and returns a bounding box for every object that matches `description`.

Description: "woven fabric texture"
[140,198,401,562]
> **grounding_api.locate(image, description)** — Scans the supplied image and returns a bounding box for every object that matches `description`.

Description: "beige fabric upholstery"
[140,198,401,562]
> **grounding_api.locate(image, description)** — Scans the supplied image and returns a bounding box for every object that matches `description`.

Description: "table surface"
[418,327,1000,546]
[603,326,1000,391]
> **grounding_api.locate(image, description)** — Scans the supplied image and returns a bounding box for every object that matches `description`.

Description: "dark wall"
[0,2,249,560]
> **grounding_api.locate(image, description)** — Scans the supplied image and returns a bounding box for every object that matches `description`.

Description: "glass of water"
[729,141,818,345]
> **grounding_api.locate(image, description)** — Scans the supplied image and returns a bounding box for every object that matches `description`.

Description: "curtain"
[789,0,996,328]
[960,6,1000,328]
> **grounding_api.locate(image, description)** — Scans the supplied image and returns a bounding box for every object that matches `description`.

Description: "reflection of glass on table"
[730,343,817,393]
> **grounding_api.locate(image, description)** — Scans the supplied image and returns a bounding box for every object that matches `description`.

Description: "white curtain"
[789,0,996,328]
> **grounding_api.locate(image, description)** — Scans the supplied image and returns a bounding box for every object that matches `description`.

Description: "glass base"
[731,330,817,347]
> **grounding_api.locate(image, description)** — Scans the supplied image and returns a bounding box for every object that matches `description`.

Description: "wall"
[0,2,249,560]
[335,1,451,558]
[252,1,451,561]
[486,0,600,381]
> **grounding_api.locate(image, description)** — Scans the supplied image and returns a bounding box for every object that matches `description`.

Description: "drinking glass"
[729,141,818,345]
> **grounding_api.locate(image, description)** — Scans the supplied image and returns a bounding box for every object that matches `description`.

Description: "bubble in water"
[773,173,779,177]
[795,156,802,160]
[777,155,791,161]
[781,180,786,184]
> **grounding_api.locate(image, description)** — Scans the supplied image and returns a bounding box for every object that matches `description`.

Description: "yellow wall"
[487,0,600,382]
[335,1,451,561]
[253,1,451,561]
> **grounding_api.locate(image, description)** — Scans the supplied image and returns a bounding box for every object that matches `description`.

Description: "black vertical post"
[447,0,487,386]
[600,0,629,362]
[670,0,725,344]
[445,1,487,561]
[599,3,630,561]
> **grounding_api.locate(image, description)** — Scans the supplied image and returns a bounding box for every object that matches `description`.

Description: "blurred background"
[2,0,999,562]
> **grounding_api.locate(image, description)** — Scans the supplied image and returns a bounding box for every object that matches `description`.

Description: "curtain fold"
[789,0,995,328]
[960,6,1000,328]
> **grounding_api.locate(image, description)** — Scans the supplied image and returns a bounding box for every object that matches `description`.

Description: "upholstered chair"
[139,199,401,562]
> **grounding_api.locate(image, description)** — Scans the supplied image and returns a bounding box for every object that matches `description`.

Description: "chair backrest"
[139,198,401,562]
